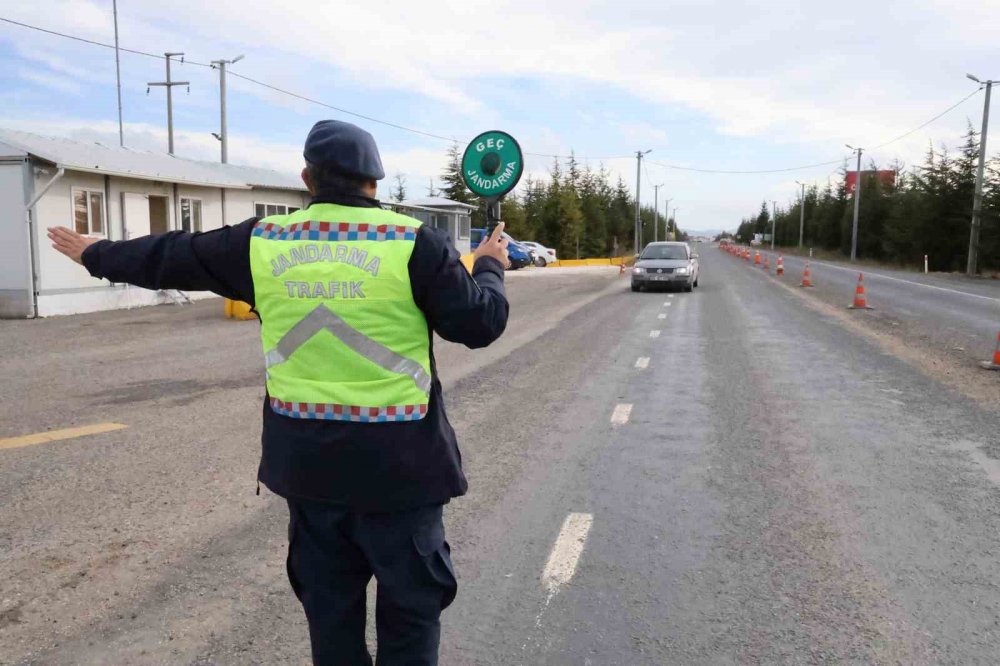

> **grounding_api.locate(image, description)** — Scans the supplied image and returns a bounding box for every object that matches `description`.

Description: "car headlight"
[632,267,644,274]
[675,267,690,275]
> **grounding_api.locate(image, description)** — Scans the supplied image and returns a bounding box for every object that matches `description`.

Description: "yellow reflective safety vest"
[249,203,432,422]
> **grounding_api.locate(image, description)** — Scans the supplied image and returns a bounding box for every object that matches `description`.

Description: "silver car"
[631,242,700,292]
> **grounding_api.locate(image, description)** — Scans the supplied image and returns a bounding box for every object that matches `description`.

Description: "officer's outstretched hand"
[473,222,509,268]
[48,226,98,265]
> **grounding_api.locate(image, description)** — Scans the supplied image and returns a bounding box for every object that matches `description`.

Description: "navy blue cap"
[303,120,385,181]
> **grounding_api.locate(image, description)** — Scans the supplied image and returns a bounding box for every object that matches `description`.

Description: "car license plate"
[654,275,668,281]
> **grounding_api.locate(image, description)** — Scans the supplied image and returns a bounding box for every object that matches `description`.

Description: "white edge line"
[801,258,1000,303]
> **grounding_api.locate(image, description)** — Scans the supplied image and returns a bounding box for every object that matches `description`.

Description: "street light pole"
[112,0,123,147]
[795,180,806,248]
[211,55,245,163]
[846,144,864,261]
[652,184,663,242]
[966,74,993,276]
[147,53,189,155]
[634,150,651,254]
[663,197,673,242]
[671,207,678,240]
[770,200,776,249]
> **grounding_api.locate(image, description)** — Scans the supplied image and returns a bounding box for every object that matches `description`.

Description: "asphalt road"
[3,250,1000,664]
[746,248,1000,370]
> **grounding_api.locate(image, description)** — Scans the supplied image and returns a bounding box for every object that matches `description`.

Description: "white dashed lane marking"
[635,357,650,369]
[610,403,633,425]
[541,513,594,598]
[525,511,596,642]
[658,313,667,319]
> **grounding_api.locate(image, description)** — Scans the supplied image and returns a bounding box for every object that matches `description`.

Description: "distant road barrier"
[459,255,635,271]
[224,298,257,320]
[549,256,635,268]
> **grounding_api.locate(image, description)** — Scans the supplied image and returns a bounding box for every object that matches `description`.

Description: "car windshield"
[641,245,688,260]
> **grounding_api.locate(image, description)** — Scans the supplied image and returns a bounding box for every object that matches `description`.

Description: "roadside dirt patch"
[0,602,24,629]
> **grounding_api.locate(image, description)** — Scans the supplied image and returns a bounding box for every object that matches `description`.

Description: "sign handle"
[485,196,501,236]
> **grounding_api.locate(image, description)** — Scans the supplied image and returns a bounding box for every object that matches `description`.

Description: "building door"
[122,193,150,239]
[148,196,168,235]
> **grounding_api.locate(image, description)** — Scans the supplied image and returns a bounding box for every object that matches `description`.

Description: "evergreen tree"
[732,124,1000,272]
[440,143,473,204]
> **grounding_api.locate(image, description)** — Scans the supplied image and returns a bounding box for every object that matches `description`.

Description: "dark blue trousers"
[286,499,457,666]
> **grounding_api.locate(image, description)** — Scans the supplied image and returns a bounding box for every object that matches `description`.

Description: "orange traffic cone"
[848,273,873,309]
[763,256,771,270]
[619,260,626,277]
[754,251,761,265]
[744,249,750,261]
[981,331,1000,371]
[801,262,814,287]
[776,256,785,276]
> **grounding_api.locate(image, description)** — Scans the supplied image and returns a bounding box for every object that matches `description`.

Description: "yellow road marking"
[0,423,128,451]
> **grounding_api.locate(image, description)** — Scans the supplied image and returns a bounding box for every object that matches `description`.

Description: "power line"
[0,16,986,172]
[0,17,167,61]
[0,16,650,159]
[647,155,847,175]
[868,87,982,150]
[224,71,458,142]
[0,16,456,143]
[645,88,983,176]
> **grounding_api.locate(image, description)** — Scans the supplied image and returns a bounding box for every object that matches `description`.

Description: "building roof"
[402,196,477,210]
[0,129,304,191]
[195,161,306,191]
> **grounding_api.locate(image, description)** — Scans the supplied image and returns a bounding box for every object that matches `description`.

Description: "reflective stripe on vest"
[249,203,431,421]
[269,397,428,423]
[264,303,432,394]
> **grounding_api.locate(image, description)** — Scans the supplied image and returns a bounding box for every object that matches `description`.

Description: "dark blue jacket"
[82,192,508,512]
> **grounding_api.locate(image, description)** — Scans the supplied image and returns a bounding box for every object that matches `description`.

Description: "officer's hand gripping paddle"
[461,131,524,236]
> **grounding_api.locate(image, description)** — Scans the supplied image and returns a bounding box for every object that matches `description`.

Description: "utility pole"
[148,53,189,155]
[770,200,777,249]
[966,74,993,276]
[211,55,245,163]
[846,144,864,261]
[663,197,673,242]
[634,150,651,254]
[795,180,806,248]
[652,184,662,242]
[112,0,124,147]
[671,207,678,240]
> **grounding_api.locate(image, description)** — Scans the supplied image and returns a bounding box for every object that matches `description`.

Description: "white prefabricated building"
[0,130,473,319]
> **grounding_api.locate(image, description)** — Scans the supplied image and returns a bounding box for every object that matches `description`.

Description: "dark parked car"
[505,234,534,269]
[472,228,534,269]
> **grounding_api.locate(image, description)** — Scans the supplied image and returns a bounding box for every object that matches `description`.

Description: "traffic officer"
[47,120,510,665]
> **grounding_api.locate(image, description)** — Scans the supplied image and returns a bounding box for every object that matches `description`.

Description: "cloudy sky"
[0,0,997,232]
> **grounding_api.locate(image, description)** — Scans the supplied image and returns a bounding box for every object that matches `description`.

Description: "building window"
[458,214,471,240]
[255,203,300,218]
[72,189,105,236]
[180,198,202,232]
[432,214,450,232]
